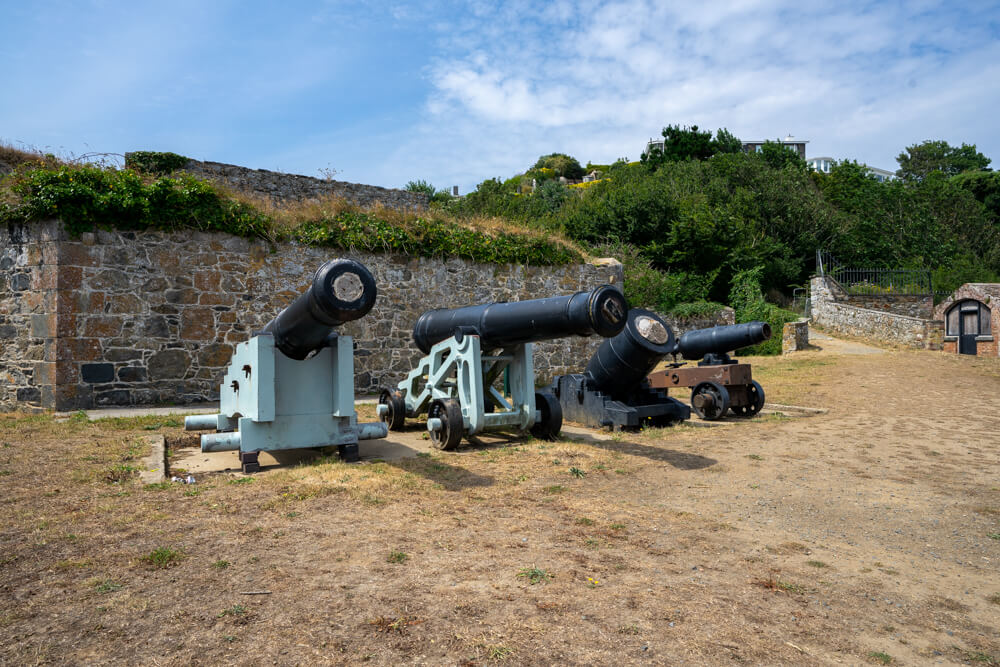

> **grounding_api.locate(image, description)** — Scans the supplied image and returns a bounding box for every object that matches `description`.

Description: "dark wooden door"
[959,309,979,355]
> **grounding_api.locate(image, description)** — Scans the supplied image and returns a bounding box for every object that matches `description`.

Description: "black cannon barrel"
[262,258,377,360]
[585,308,675,399]
[674,321,771,360]
[412,285,628,354]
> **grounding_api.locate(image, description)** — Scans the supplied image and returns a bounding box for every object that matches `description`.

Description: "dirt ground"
[1,335,998,666]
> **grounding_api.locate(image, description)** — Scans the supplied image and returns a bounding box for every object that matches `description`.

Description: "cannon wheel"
[691,382,730,421]
[530,391,563,440]
[428,398,464,450]
[731,381,765,418]
[378,388,406,431]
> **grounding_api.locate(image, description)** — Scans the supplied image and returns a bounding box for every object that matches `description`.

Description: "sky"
[2,0,999,194]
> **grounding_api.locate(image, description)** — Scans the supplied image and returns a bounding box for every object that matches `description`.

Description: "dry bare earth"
[1,337,999,666]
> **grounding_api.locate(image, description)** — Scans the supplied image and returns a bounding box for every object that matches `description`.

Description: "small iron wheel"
[746,380,765,416]
[428,398,464,450]
[732,381,765,417]
[378,388,406,431]
[691,381,730,421]
[530,391,563,440]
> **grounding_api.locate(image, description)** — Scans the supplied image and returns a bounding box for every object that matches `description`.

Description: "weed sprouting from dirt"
[143,547,185,568]
[217,605,248,619]
[93,579,123,593]
[617,624,641,635]
[988,532,1000,540]
[387,550,408,564]
[228,477,255,485]
[104,463,138,483]
[486,644,514,660]
[576,517,594,526]
[212,560,230,570]
[806,560,828,568]
[962,651,998,664]
[544,485,565,494]
[368,615,423,634]
[756,571,807,594]
[569,467,586,478]
[517,567,552,585]
[987,593,1000,606]
[746,454,764,461]
[867,651,893,664]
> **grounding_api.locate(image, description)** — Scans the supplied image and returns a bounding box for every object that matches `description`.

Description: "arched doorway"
[945,299,991,355]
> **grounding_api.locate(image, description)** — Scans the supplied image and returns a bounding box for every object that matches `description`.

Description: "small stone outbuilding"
[933,284,1000,356]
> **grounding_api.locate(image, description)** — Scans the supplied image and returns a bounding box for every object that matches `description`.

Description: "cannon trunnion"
[549,309,691,430]
[184,259,387,472]
[379,287,629,449]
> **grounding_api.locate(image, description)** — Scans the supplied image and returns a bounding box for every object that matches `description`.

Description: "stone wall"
[1,224,59,408]
[1,221,632,411]
[840,293,933,319]
[811,276,943,349]
[170,157,428,211]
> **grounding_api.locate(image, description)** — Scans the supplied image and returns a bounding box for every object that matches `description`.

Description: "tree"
[895,140,991,181]
[759,140,806,171]
[951,170,1000,221]
[712,128,743,155]
[641,124,714,165]
[531,153,584,180]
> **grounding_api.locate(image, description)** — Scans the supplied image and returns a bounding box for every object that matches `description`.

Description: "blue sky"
[2,1,999,193]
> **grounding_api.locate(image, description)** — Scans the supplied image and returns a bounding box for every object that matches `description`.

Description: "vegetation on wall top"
[0,162,583,266]
[124,151,191,174]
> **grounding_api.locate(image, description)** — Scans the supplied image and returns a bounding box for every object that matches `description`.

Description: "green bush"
[294,213,579,265]
[729,267,799,355]
[7,164,270,238]
[593,242,712,313]
[124,151,190,174]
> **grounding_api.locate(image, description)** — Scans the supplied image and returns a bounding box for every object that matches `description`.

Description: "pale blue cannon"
[184,259,388,472]
[376,286,629,449]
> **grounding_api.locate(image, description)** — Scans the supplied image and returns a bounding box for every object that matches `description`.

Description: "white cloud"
[382,0,1000,190]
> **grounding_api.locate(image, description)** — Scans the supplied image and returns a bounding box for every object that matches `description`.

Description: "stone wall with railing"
[810,276,942,349]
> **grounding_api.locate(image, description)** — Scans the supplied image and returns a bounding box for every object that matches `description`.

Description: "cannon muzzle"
[584,308,675,400]
[262,258,377,360]
[674,321,771,361]
[412,285,628,354]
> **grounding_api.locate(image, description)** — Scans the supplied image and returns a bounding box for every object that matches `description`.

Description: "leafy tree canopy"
[895,140,991,181]
[531,153,585,180]
[641,125,744,167]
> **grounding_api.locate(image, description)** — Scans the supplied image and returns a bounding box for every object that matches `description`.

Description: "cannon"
[183,259,388,472]
[377,286,629,449]
[548,309,691,430]
[646,321,771,421]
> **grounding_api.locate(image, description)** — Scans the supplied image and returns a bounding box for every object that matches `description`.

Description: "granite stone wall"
[811,276,943,349]
[1,221,633,410]
[0,223,58,409]
[170,157,429,211]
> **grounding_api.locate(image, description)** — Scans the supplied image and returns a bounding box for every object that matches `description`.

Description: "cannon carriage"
[184,259,388,472]
[646,321,771,421]
[550,310,772,428]
[378,286,629,449]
